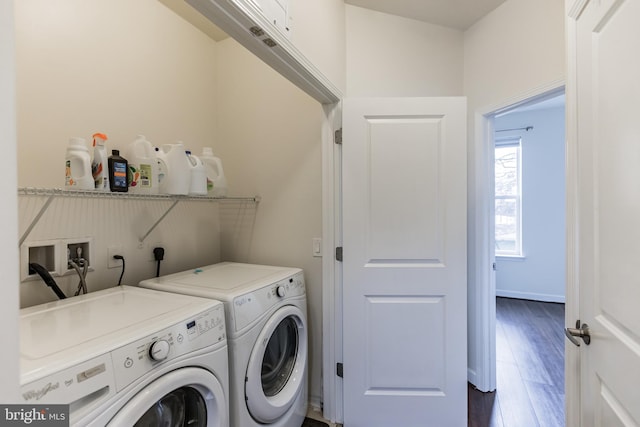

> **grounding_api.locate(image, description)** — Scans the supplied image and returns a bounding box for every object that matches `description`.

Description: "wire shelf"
[18,187,260,203]
[18,187,260,246]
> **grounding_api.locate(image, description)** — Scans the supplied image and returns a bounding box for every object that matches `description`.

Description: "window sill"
[496,255,526,262]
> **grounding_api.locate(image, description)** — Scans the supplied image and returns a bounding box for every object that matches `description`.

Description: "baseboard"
[467,367,478,388]
[496,289,565,303]
[308,395,322,413]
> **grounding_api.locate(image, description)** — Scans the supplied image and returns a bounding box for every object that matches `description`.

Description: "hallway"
[469,297,565,427]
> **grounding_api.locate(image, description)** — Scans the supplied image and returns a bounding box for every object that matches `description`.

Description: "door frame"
[471,76,579,427]
[470,78,567,392]
[321,102,343,422]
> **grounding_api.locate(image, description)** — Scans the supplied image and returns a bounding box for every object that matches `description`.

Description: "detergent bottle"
[65,137,94,190]
[91,132,109,191]
[108,150,129,192]
[200,147,228,197]
[124,135,159,194]
[186,151,207,196]
[155,142,191,195]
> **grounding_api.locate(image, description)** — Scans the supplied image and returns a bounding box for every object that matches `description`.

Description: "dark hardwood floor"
[468,297,565,427]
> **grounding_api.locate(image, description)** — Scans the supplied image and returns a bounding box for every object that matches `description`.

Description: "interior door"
[342,97,467,426]
[569,0,640,425]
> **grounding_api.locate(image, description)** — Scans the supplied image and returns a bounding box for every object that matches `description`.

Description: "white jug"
[155,142,191,195]
[186,151,207,196]
[124,135,159,194]
[65,137,94,190]
[200,147,228,197]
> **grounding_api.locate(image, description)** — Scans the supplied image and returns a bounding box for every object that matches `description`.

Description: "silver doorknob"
[565,320,590,346]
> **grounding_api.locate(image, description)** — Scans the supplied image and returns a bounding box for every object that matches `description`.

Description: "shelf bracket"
[19,194,55,247]
[138,199,181,245]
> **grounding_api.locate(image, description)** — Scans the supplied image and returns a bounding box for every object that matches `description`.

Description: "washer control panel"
[233,272,305,332]
[111,303,225,392]
[20,303,226,406]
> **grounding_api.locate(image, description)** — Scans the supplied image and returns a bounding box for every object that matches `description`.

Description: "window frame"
[494,137,523,257]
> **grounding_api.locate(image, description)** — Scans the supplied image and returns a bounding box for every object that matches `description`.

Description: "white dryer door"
[245,305,307,423]
[108,368,227,427]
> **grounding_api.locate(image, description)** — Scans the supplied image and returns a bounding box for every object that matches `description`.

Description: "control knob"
[149,339,170,361]
[276,286,286,297]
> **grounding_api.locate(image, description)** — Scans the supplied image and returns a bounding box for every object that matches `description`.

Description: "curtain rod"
[496,126,533,133]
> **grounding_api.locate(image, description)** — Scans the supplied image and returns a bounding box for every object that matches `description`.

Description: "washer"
[20,286,229,427]
[139,262,307,427]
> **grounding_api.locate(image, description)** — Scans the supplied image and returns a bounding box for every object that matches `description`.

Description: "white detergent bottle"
[65,137,94,190]
[124,135,159,194]
[186,151,207,196]
[156,142,191,195]
[91,132,109,191]
[200,147,228,197]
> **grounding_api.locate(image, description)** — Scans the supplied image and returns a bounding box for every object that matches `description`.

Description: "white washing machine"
[20,286,229,426]
[139,262,307,427]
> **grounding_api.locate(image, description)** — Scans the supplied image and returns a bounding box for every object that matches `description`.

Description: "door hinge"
[337,362,343,378]
[335,246,343,262]
[334,128,342,145]
[492,262,497,271]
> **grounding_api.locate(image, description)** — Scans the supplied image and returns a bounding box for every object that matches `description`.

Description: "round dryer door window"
[245,305,308,423]
[134,387,206,427]
[108,368,227,427]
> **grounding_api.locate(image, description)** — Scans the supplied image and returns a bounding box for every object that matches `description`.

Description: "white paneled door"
[569,0,640,425]
[342,97,467,426]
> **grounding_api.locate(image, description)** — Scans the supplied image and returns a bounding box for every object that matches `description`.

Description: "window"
[495,137,522,256]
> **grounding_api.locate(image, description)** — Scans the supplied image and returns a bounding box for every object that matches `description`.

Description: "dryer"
[139,262,307,427]
[20,286,229,426]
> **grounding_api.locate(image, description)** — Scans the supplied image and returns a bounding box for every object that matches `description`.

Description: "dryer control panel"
[111,303,226,392]
[233,271,305,332]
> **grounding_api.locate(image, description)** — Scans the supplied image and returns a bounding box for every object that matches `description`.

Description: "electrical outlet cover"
[108,246,124,269]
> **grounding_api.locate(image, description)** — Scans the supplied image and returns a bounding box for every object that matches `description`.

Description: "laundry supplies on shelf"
[155,142,191,195]
[91,132,110,191]
[65,137,94,190]
[200,147,228,197]
[186,151,207,196]
[108,150,129,192]
[124,135,159,194]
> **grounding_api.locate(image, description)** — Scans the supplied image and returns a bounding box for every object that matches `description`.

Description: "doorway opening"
[470,88,566,426]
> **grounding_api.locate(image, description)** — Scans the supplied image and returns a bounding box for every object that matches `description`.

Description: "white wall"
[345,5,464,96]
[464,0,565,387]
[15,0,219,188]
[19,196,223,307]
[215,37,325,408]
[463,0,565,108]
[495,106,566,302]
[291,0,346,94]
[0,0,20,402]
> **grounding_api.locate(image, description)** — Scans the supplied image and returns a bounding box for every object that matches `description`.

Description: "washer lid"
[140,262,302,299]
[20,286,222,381]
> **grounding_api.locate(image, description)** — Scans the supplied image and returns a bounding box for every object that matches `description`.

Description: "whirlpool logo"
[0,405,68,426]
[21,382,59,402]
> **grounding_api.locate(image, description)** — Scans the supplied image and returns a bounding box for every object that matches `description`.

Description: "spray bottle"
[91,133,110,191]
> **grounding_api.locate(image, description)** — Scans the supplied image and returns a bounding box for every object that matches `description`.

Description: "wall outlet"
[108,246,124,269]
[149,242,163,262]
